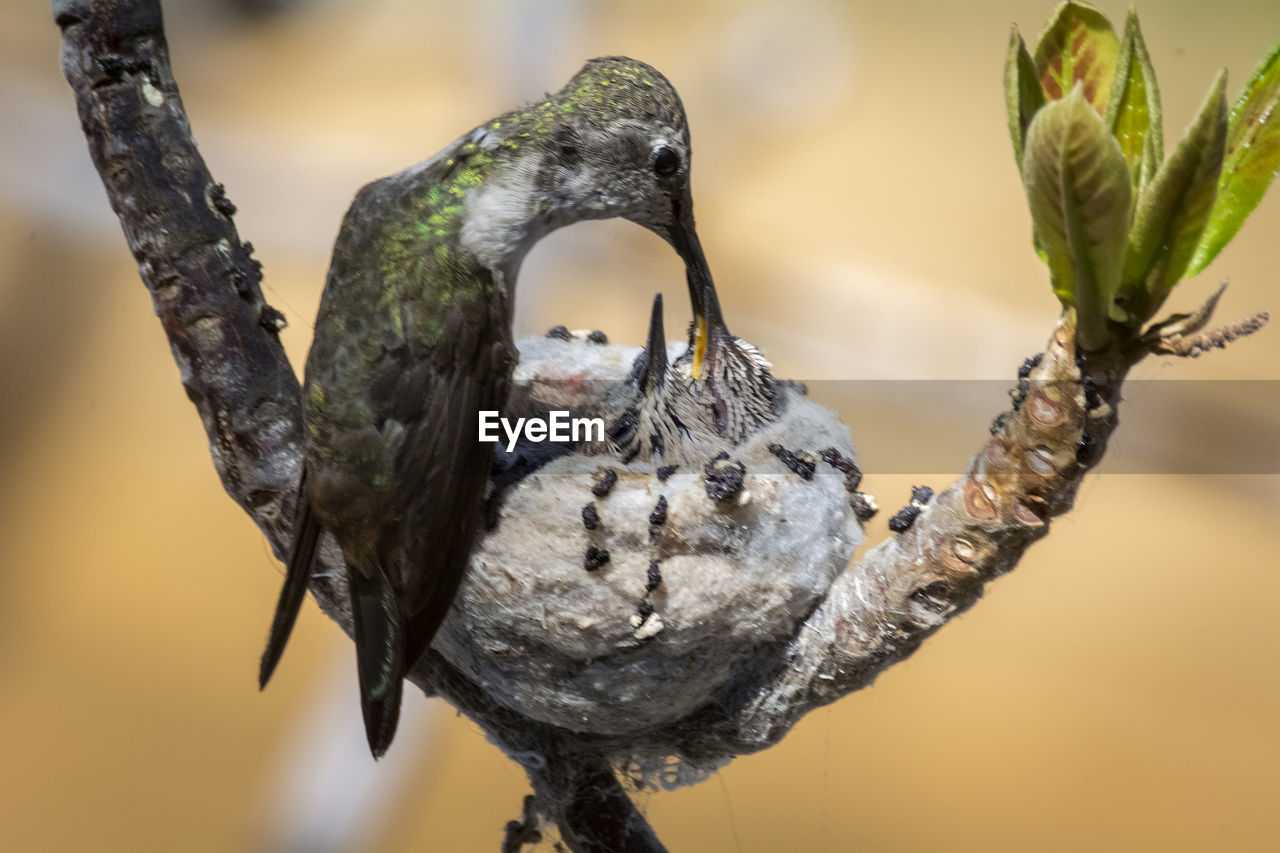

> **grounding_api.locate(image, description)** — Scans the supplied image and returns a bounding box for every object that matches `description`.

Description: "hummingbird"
[257,57,728,757]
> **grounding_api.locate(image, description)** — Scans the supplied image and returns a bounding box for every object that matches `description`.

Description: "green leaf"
[1120,70,1227,319]
[1006,27,1047,166]
[1033,1,1120,114]
[1022,86,1133,350]
[1104,9,1163,193]
[1188,38,1280,275]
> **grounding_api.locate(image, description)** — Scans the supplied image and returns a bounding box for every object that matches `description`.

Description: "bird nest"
[434,329,867,783]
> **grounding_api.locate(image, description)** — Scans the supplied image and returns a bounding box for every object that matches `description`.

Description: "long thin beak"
[639,293,669,394]
[667,198,727,381]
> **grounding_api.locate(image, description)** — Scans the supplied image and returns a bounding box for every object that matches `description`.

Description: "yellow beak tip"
[691,317,707,380]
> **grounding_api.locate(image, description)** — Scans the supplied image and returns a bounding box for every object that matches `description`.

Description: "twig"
[1154,311,1271,357]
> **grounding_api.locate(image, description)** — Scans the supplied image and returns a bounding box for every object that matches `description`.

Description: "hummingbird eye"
[652,146,680,177]
[553,126,581,168]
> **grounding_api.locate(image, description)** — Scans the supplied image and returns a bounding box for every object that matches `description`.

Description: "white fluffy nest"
[434,333,865,736]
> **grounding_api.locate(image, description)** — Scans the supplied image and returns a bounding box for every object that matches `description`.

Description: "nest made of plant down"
[434,331,867,746]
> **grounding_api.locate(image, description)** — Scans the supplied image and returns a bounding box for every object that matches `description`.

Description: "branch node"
[963,478,998,521]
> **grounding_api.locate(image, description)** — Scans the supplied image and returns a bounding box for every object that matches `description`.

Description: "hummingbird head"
[538,57,728,384]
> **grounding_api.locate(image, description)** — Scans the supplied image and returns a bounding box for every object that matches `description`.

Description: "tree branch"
[54,0,301,549]
[56,1,1264,849]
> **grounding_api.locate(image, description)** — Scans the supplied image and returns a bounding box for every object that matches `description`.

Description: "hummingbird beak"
[639,293,669,394]
[666,197,727,381]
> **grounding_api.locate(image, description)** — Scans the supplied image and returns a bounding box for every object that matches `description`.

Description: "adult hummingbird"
[258,57,728,757]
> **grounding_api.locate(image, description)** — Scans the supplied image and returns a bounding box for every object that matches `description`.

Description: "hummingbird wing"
[260,148,514,757]
[329,320,508,757]
[370,331,512,671]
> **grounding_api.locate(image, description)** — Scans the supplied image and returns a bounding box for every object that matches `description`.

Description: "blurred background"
[2,0,1278,850]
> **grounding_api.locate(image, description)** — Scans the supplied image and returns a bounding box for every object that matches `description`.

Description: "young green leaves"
[1031,1,1118,109]
[1105,11,1162,196]
[1189,41,1280,275]
[1022,87,1131,351]
[1005,30,1044,166]
[1004,1,1280,350]
[1120,72,1226,322]
[1005,1,1116,168]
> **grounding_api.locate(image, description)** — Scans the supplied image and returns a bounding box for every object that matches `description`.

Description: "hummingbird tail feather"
[259,484,321,689]
[349,565,404,759]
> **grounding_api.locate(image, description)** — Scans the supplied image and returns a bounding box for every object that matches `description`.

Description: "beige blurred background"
[3,0,1278,850]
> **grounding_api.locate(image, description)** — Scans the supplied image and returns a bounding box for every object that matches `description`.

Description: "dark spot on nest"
[819,447,862,491]
[818,447,853,473]
[648,495,668,539]
[910,485,934,505]
[648,496,668,527]
[888,504,922,533]
[591,467,618,498]
[587,330,608,344]
[637,599,655,619]
[1017,352,1043,379]
[768,444,815,480]
[703,452,746,503]
[545,325,572,341]
[646,561,662,592]
[584,546,610,572]
[581,504,599,531]
[657,465,678,482]
[850,493,878,522]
